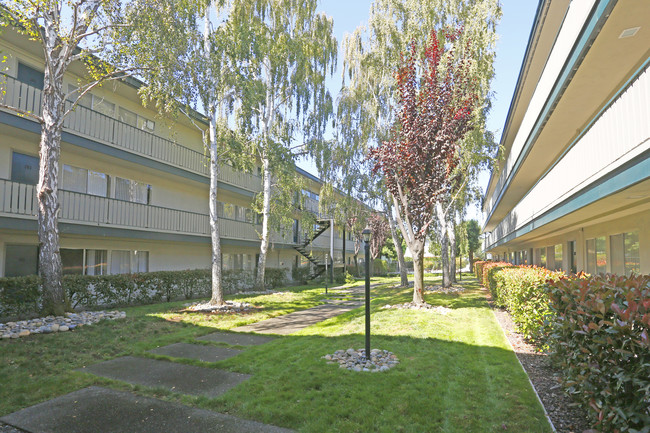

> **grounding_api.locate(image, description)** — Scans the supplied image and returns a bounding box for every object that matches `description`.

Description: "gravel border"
[487,291,592,433]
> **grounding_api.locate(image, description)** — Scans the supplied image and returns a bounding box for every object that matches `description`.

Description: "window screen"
[5,245,38,277]
[11,152,39,185]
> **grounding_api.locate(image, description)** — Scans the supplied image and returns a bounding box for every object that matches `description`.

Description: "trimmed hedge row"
[475,261,650,432]
[0,268,289,319]
[547,274,650,433]
[493,266,563,342]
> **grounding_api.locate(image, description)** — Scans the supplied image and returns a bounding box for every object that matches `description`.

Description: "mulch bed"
[486,290,592,433]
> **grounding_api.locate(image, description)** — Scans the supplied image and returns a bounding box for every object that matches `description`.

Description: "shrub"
[0,267,287,319]
[264,268,288,289]
[480,261,513,295]
[372,259,388,277]
[291,266,312,284]
[547,274,650,432]
[0,275,41,318]
[474,260,487,280]
[492,266,563,342]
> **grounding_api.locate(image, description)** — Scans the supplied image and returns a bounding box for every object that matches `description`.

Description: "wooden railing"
[0,74,262,193]
[0,179,258,241]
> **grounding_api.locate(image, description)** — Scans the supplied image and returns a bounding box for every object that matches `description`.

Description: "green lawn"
[0,276,551,432]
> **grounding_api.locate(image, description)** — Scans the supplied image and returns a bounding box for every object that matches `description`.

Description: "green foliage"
[0,268,289,319]
[291,266,312,285]
[547,274,650,433]
[480,261,514,294]
[372,259,388,277]
[344,271,356,284]
[492,266,563,342]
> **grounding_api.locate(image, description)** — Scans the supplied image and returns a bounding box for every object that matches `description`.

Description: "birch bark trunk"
[255,152,272,290]
[436,202,451,288]
[386,202,408,287]
[207,107,224,305]
[448,217,457,283]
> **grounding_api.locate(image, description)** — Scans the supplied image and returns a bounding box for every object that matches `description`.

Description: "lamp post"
[362,227,372,360]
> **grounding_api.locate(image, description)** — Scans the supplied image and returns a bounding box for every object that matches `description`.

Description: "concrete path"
[231,303,362,335]
[196,331,275,346]
[0,387,293,433]
[148,342,241,362]
[77,356,250,398]
[231,283,383,335]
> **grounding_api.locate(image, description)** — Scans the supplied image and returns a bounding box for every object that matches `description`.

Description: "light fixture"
[362,227,371,243]
[619,27,640,39]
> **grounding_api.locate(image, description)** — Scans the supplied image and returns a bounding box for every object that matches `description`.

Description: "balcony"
[0,179,258,242]
[0,74,262,193]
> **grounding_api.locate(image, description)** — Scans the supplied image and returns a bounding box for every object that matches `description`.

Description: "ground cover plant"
[1,275,552,432]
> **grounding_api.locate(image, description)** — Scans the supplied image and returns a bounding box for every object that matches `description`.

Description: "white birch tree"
[234,0,337,290]
[0,0,173,315]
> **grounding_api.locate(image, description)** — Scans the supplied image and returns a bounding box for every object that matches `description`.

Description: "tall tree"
[333,0,499,289]
[367,213,389,261]
[383,193,409,286]
[236,0,336,290]
[369,29,478,304]
[0,0,172,315]
[129,0,253,306]
[466,219,481,271]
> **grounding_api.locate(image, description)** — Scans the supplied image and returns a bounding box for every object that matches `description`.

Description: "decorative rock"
[185,300,254,314]
[0,310,126,340]
[424,284,465,294]
[323,348,400,372]
[381,302,452,314]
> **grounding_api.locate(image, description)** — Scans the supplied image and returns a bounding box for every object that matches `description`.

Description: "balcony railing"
[0,74,262,193]
[0,179,258,241]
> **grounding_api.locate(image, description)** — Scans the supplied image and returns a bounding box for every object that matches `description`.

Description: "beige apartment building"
[0,26,354,279]
[482,0,650,275]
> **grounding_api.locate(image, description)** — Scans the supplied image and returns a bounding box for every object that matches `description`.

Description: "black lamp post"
[362,227,372,360]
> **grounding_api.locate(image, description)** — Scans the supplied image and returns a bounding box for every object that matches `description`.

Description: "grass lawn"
[0,275,552,432]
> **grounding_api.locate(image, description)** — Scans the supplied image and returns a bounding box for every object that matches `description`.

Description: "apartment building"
[482,0,649,275]
[0,25,354,278]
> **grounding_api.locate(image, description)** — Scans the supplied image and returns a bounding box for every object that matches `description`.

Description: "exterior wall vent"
[618,27,640,38]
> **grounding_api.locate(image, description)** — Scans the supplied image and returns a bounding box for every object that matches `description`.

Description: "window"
[17,63,44,90]
[223,203,235,219]
[61,249,84,275]
[118,107,154,132]
[62,164,108,197]
[5,245,38,277]
[554,244,563,271]
[67,84,92,108]
[586,237,607,274]
[111,250,131,274]
[537,248,546,268]
[610,231,640,276]
[92,97,115,117]
[86,249,108,275]
[133,251,148,273]
[11,152,39,185]
[115,177,149,204]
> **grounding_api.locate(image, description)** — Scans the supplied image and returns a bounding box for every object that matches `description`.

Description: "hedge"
[546,274,650,433]
[492,266,563,342]
[0,268,289,319]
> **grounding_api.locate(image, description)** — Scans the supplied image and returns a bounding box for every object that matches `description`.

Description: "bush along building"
[0,25,356,284]
[482,0,650,275]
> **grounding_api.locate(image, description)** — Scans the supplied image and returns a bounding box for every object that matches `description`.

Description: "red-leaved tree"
[369,28,478,304]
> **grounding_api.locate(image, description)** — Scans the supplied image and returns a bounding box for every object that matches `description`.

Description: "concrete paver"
[0,386,293,433]
[77,356,250,397]
[196,332,275,346]
[147,343,241,362]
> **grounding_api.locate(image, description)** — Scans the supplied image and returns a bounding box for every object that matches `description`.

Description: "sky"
[299,0,539,224]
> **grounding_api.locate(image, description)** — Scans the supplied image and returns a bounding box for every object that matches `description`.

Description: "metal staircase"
[294,220,330,281]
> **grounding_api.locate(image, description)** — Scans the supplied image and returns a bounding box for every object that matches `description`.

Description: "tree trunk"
[386,202,408,287]
[412,242,425,304]
[436,202,451,288]
[207,110,224,305]
[469,250,474,275]
[448,216,457,284]
[354,254,359,277]
[38,90,66,316]
[255,153,271,290]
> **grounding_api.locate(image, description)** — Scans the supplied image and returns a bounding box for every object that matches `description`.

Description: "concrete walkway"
[231,283,381,335]
[1,286,382,432]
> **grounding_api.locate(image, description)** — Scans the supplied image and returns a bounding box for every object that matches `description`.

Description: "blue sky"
[300,0,539,223]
